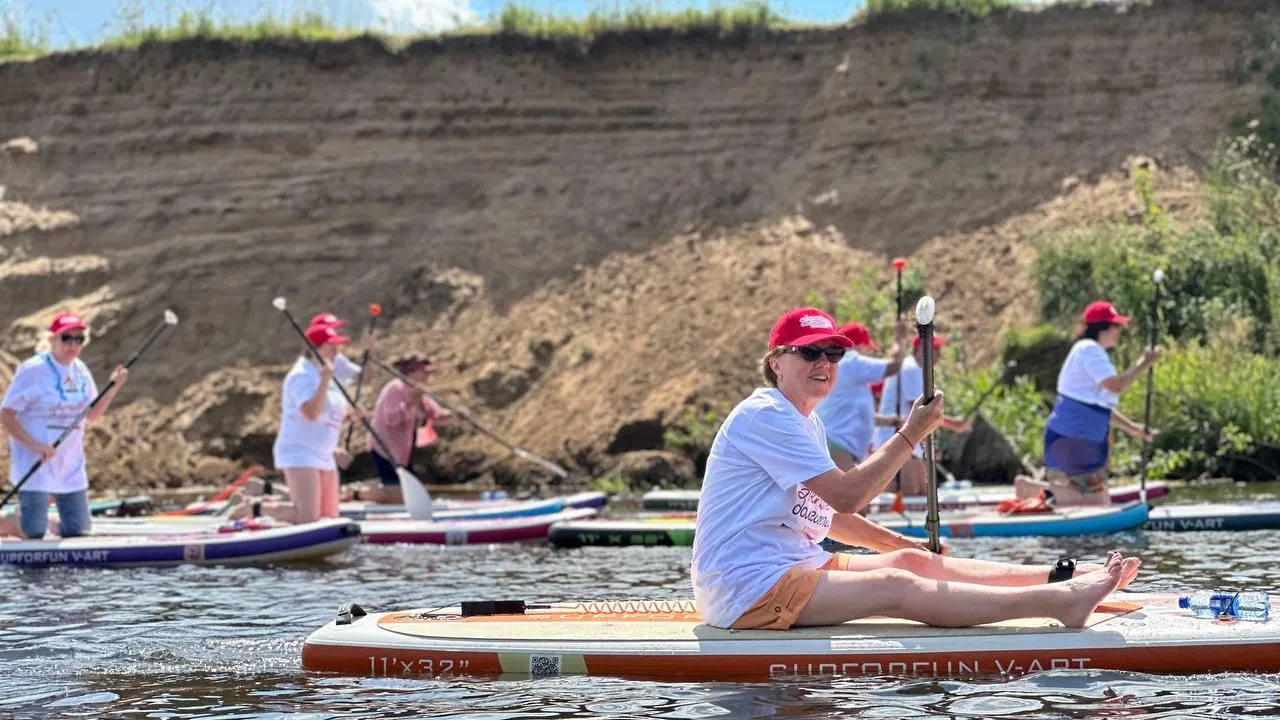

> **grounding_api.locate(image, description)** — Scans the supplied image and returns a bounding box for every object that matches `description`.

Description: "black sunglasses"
[60,334,86,344]
[784,344,846,362]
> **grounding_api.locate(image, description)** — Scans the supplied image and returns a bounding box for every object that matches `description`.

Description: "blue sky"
[7,0,857,48]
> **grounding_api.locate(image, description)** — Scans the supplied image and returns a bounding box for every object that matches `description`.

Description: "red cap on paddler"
[309,312,347,329]
[49,312,86,334]
[306,324,349,346]
[1082,300,1130,325]
[769,308,854,350]
[838,322,880,351]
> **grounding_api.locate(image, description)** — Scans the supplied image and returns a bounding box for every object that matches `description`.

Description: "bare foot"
[1076,554,1142,589]
[1014,474,1047,500]
[1054,553,1124,628]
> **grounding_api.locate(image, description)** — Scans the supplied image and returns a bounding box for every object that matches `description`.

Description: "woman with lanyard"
[690,306,1140,631]
[815,321,907,472]
[870,333,973,496]
[1015,300,1160,506]
[0,312,128,539]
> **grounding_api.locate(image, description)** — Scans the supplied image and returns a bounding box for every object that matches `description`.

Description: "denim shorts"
[19,488,91,539]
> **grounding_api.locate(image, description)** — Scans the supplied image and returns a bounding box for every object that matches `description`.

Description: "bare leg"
[1014,474,1048,499]
[318,470,339,519]
[1042,482,1111,507]
[898,458,927,496]
[838,548,1139,589]
[0,512,26,539]
[284,468,323,524]
[796,552,1124,628]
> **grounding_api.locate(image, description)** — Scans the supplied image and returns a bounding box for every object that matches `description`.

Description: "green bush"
[935,356,1049,460]
[860,0,1016,19]
[1032,147,1280,355]
[1122,319,1280,479]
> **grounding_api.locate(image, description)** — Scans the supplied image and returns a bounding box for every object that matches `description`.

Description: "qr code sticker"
[530,654,562,676]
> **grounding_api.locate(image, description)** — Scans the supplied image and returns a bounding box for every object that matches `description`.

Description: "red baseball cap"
[912,333,949,349]
[1082,300,1129,325]
[309,312,347,329]
[837,322,880,351]
[306,324,350,346]
[769,308,853,350]
[49,312,86,334]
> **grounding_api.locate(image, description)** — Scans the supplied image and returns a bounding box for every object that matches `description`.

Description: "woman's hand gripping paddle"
[272,297,434,521]
[0,310,180,512]
[915,295,942,554]
[891,257,908,514]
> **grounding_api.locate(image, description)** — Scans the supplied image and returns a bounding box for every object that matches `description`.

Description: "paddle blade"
[397,466,434,521]
[164,309,180,326]
[272,297,288,311]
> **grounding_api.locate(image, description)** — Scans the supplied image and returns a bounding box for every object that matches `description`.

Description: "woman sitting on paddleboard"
[690,307,1140,631]
[351,355,451,505]
[814,321,907,471]
[1015,300,1160,506]
[0,312,128,539]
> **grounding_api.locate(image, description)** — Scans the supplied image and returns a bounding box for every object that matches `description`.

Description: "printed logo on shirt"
[790,486,834,542]
[799,315,835,330]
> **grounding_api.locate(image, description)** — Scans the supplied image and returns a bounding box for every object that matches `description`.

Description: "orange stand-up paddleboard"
[301,594,1280,682]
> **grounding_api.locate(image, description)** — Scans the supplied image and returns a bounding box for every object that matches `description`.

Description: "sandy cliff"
[0,0,1267,491]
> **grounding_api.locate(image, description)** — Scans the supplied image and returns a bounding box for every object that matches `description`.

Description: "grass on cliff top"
[2,0,1042,60]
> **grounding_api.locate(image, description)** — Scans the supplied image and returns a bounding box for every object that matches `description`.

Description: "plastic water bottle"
[1178,591,1271,621]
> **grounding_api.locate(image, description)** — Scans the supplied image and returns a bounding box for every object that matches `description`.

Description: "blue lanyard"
[42,352,85,403]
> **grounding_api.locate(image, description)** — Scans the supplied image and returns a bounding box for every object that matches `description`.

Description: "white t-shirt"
[272,354,358,470]
[690,387,839,628]
[1056,339,1119,408]
[872,355,924,458]
[2,353,98,494]
[815,352,891,460]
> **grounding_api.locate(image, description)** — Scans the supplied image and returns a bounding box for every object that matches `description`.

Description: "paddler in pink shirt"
[357,355,451,505]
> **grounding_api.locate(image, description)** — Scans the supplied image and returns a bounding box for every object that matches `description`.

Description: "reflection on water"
[3,482,1280,719]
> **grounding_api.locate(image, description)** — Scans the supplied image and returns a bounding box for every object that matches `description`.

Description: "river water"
[3,481,1279,719]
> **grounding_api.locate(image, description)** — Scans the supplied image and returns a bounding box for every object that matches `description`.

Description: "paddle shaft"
[917,316,941,554]
[364,354,569,478]
[343,312,381,452]
[276,306,405,470]
[1137,279,1162,502]
[893,264,904,495]
[0,314,176,511]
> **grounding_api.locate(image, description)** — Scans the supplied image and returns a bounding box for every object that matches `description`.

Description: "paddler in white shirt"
[0,312,128,539]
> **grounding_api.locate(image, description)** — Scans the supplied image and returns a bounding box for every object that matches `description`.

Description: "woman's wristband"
[895,428,918,449]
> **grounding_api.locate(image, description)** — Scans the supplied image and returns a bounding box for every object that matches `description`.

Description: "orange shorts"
[730,553,854,631]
